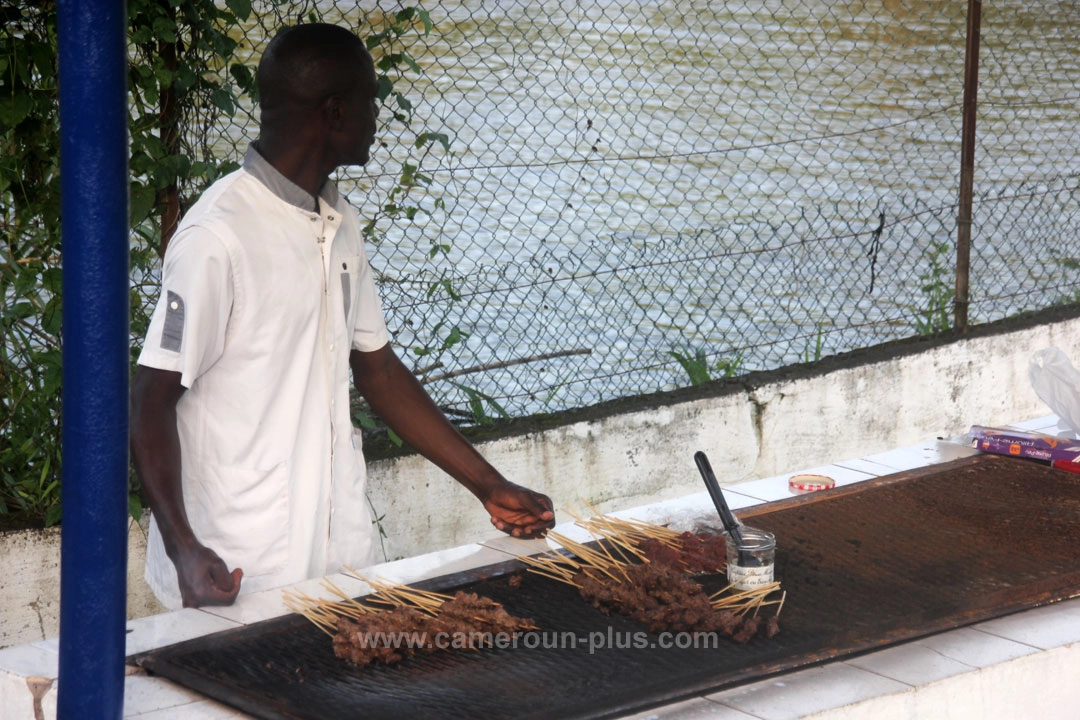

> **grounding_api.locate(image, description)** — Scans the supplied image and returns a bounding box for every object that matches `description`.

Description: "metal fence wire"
[193,0,1080,421]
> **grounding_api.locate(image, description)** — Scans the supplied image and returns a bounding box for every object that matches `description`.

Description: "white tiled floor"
[126,699,249,719]
[705,662,910,720]
[0,643,58,678]
[351,542,516,585]
[196,571,371,627]
[723,464,877,502]
[122,675,204,717]
[119,609,242,658]
[844,642,976,686]
[834,438,981,476]
[1006,414,1068,433]
[972,599,1080,649]
[912,627,1036,668]
[619,697,761,720]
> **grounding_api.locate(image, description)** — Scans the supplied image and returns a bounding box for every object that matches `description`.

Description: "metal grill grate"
[135,455,1080,719]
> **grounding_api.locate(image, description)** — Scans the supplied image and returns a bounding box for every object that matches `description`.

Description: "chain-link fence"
[196,0,1080,421]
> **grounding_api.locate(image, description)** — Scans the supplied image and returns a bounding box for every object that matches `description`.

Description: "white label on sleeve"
[161,290,185,352]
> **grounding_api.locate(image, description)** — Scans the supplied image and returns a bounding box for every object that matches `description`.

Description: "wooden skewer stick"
[319,578,375,616]
[283,593,338,637]
[515,554,580,586]
[546,534,625,585]
[573,526,634,584]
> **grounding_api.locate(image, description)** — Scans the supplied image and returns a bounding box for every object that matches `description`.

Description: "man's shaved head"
[255,23,381,175]
[257,23,375,112]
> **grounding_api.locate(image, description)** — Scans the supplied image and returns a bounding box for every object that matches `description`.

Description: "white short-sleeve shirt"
[139,147,389,609]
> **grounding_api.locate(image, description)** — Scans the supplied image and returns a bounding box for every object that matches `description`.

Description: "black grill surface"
[134,454,1080,719]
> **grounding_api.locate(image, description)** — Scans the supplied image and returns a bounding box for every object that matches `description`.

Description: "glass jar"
[726,526,776,590]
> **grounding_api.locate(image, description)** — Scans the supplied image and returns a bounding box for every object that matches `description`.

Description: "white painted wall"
[3,310,1079,648]
[0,519,165,650]
[365,311,1080,562]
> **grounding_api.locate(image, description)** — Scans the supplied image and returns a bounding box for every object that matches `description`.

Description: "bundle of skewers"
[517,508,785,643]
[284,572,537,667]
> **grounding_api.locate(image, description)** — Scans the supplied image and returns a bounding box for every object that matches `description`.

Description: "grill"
[134,454,1080,719]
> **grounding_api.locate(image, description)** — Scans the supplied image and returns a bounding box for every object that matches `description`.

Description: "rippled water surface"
[239,1,1080,413]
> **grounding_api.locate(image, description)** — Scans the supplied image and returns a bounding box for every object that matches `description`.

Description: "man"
[131,23,555,610]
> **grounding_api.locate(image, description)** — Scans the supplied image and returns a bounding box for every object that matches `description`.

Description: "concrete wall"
[0,518,165,650]
[364,307,1080,561]
[3,306,1080,648]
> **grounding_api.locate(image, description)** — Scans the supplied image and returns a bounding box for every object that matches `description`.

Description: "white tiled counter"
[3,417,1078,719]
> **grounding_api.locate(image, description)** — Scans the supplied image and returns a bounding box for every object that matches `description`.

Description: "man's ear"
[324,94,345,131]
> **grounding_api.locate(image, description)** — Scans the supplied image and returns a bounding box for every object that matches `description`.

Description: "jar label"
[728,562,775,590]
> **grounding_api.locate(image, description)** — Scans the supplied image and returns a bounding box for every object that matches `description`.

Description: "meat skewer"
[285,576,536,668]
[516,510,784,643]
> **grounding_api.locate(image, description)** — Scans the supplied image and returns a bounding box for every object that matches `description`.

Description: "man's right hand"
[173,542,244,608]
[133,367,244,609]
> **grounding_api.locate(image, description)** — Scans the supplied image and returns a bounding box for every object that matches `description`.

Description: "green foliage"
[448,381,510,425]
[127,0,256,234]
[1,0,257,528]
[2,5,65,527]
[669,347,713,386]
[801,323,826,363]
[914,238,954,335]
[669,346,744,386]
[716,351,744,378]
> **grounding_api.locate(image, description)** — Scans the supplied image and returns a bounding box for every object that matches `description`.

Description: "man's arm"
[130,366,243,606]
[350,345,555,537]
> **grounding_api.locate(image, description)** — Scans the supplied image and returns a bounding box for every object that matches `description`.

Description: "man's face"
[339,55,379,167]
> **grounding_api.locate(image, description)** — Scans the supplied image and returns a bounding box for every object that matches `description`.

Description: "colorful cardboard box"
[969,425,1080,463]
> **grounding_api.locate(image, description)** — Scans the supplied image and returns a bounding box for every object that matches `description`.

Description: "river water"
[236,0,1080,416]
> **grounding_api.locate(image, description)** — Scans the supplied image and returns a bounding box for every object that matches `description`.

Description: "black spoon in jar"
[694,450,757,567]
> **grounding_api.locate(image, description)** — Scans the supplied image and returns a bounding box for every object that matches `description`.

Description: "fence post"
[56,0,130,716]
[956,0,982,334]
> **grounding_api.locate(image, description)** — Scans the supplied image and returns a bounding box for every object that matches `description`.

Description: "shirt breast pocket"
[338,255,361,330]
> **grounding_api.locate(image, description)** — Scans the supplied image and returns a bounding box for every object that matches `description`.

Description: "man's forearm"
[351,346,504,499]
[130,368,198,559]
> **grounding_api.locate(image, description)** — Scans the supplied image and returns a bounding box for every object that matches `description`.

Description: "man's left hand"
[482,481,556,538]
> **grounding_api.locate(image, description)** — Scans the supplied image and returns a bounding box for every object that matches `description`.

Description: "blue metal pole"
[56,0,129,717]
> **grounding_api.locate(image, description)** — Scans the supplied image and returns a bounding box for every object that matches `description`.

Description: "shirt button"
[311,216,317,222]
[329,344,335,351]
[169,301,179,310]
[328,215,335,221]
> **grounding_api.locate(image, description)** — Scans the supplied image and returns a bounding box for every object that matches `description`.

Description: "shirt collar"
[242,143,341,213]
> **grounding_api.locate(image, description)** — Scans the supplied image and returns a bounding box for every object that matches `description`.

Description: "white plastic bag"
[1029,347,1080,436]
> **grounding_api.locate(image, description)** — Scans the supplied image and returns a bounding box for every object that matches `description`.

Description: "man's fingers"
[208,558,236,591]
[217,565,243,595]
[190,561,243,607]
[485,484,556,539]
[508,487,554,519]
[514,521,553,539]
[492,513,553,539]
[525,492,555,520]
